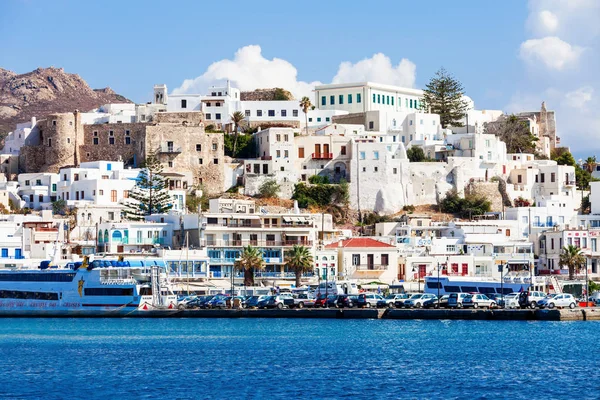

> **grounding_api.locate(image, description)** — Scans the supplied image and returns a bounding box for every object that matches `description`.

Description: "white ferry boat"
[424,272,548,296]
[0,257,178,316]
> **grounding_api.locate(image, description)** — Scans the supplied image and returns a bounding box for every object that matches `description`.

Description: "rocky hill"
[0,67,131,136]
[240,87,294,101]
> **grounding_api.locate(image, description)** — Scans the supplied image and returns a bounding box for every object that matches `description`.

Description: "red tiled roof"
[325,238,395,249]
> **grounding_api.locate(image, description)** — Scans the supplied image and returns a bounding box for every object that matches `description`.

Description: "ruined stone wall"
[247,120,299,129]
[145,123,224,195]
[154,111,204,126]
[466,181,504,212]
[332,113,366,126]
[80,123,147,166]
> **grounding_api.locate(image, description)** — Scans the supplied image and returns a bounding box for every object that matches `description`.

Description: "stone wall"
[466,181,504,212]
[248,120,300,129]
[244,173,295,199]
[154,111,204,126]
[80,123,147,167]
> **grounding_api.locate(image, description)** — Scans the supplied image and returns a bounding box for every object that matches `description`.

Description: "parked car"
[394,293,418,308]
[447,293,470,309]
[291,293,316,309]
[377,294,409,308]
[257,295,293,309]
[538,293,577,309]
[325,294,342,308]
[206,295,229,309]
[332,294,355,308]
[487,293,505,307]
[423,295,448,309]
[363,293,385,308]
[181,295,210,309]
[463,293,496,309]
[527,291,548,308]
[349,294,368,308]
[404,293,437,308]
[245,295,267,309]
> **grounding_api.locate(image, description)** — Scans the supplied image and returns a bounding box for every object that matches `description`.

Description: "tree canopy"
[559,244,585,281]
[483,115,538,154]
[299,96,312,135]
[234,245,265,287]
[284,245,314,288]
[124,152,173,220]
[422,67,469,128]
[407,146,425,162]
[440,190,491,219]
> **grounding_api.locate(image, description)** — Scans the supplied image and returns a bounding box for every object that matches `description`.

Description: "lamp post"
[500,262,505,307]
[585,260,589,304]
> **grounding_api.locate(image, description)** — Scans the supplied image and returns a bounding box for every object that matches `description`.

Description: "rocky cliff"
[0,67,131,135]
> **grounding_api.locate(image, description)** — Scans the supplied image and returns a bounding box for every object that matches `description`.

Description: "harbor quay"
[2,307,599,321]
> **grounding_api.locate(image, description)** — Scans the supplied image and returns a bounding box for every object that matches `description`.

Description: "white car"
[403,293,437,308]
[363,293,385,308]
[462,293,496,309]
[527,291,547,308]
[538,293,577,309]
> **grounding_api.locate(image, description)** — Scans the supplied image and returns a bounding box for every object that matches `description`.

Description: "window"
[215,113,221,120]
[540,173,545,183]
[276,150,281,158]
[551,172,555,182]
[111,190,117,202]
[359,151,365,160]
[196,144,202,152]
[410,99,413,108]
[517,175,522,183]
[352,254,360,265]
[339,95,344,105]
[109,130,114,136]
[284,150,289,158]
[52,184,57,192]
[257,110,262,117]
[268,110,275,117]
[293,110,298,117]
[348,94,352,104]
[125,137,131,145]
[420,119,423,125]
[99,190,104,195]
[369,121,374,129]
[298,148,305,158]
[206,102,211,107]
[181,99,187,108]
[317,117,321,122]
[168,161,173,167]
[326,117,330,122]
[74,173,79,181]
[308,118,313,122]
[341,146,346,155]
[321,96,326,106]
[387,95,390,105]
[66,137,70,144]
[213,158,219,165]
[330,95,335,105]
[52,120,57,126]
[109,137,115,145]
[281,110,287,117]
[48,138,52,147]
[215,102,221,107]
[123,190,129,198]
[374,167,378,172]
[284,134,289,141]
[393,168,397,174]
[377,94,381,104]
[373,151,379,160]
[391,97,394,106]
[206,113,211,120]
[212,143,217,151]
[245,110,251,117]
[357,93,361,103]
[199,158,203,165]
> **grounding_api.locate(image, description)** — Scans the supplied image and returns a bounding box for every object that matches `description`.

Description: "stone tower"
[39,112,83,172]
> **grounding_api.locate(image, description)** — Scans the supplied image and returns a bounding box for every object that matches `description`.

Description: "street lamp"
[585,260,589,304]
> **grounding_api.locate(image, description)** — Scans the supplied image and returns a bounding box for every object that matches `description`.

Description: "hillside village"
[0,72,599,294]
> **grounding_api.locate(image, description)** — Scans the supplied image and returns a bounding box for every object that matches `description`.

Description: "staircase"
[549,275,562,294]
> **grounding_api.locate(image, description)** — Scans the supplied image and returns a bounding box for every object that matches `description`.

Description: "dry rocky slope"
[0,67,130,136]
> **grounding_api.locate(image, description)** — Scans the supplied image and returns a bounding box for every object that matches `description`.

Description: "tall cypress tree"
[124,152,173,220]
[422,67,469,129]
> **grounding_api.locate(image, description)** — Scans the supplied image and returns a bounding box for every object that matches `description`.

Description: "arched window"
[104,229,109,243]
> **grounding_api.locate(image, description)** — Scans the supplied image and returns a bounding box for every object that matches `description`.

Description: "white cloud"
[528,10,559,35]
[172,45,322,99]
[173,46,417,99]
[563,86,594,109]
[519,36,584,70]
[332,53,416,88]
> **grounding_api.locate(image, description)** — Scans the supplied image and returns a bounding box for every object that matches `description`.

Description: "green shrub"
[258,180,280,198]
[308,175,330,184]
[440,190,491,219]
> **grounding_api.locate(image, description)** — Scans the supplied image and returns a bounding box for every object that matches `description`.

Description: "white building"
[17,172,59,210]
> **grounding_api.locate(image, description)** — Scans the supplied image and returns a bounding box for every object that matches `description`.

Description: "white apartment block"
[17,172,59,210]
[315,82,424,114]
[98,221,174,253]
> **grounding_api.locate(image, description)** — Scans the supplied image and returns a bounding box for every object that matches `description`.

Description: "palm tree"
[584,156,596,173]
[299,96,312,135]
[234,245,265,287]
[230,111,246,157]
[284,245,314,288]
[559,244,585,281]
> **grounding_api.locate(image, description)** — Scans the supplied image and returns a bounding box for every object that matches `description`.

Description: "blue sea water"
[0,318,598,400]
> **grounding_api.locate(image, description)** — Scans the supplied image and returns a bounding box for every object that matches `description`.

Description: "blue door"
[15,249,22,259]
[1,248,8,258]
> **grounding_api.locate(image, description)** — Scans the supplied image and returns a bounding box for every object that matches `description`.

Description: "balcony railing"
[203,239,313,247]
[564,180,576,186]
[311,152,333,160]
[158,145,182,154]
[109,237,165,245]
[354,264,389,271]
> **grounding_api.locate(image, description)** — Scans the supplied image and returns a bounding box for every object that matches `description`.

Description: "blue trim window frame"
[348,94,352,104]
[357,93,362,103]
[321,96,326,106]
[330,95,335,105]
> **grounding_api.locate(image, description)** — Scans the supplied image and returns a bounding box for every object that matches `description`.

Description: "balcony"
[203,239,313,247]
[311,152,333,160]
[110,237,165,245]
[158,145,182,154]
[354,264,389,271]
[564,180,576,187]
[260,156,272,160]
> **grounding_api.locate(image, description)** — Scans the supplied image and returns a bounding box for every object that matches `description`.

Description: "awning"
[282,216,293,222]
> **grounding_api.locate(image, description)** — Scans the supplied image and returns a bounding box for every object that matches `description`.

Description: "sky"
[1,0,598,157]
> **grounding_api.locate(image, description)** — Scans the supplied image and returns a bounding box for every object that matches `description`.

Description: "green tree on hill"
[422,67,469,128]
[484,115,538,154]
[124,152,173,220]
